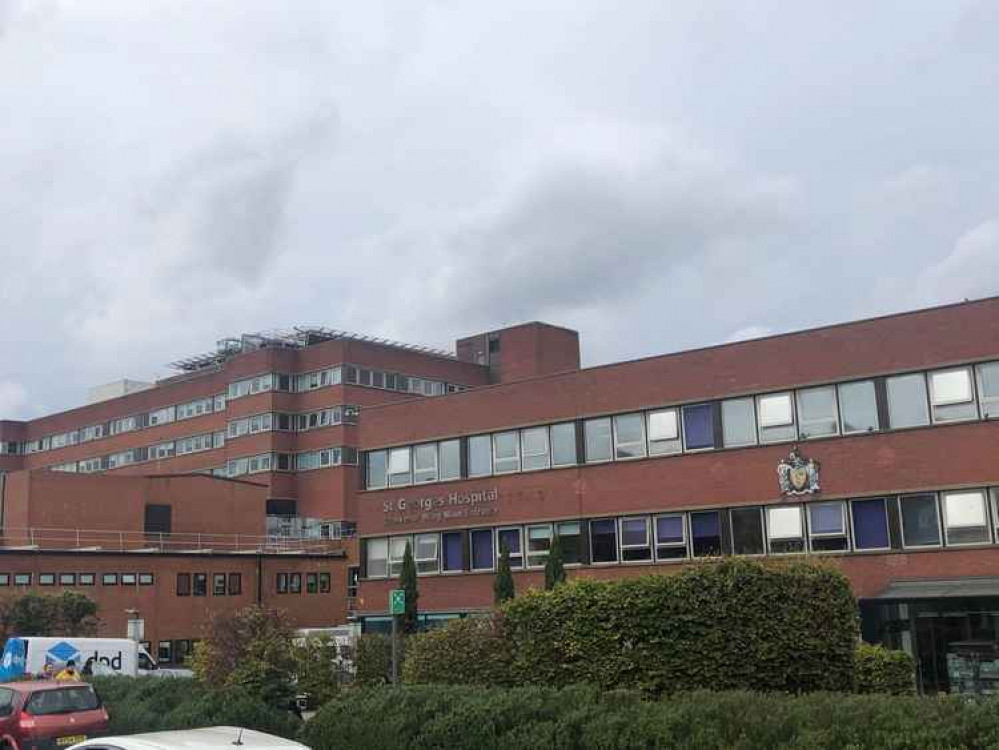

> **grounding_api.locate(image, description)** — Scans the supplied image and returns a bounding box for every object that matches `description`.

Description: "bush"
[91,676,300,738]
[0,591,99,640]
[403,616,513,686]
[354,633,393,685]
[302,684,999,750]
[854,642,917,694]
[292,635,340,708]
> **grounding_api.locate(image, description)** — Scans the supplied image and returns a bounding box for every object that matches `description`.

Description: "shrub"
[292,635,340,708]
[354,633,393,685]
[403,616,513,686]
[91,676,300,738]
[854,642,917,694]
[0,591,99,640]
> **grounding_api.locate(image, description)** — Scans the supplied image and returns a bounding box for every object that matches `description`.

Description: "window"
[0,574,8,586]
[929,368,977,423]
[851,498,890,550]
[277,573,288,593]
[557,521,583,564]
[730,507,765,555]
[14,574,31,586]
[366,451,388,490]
[58,573,76,585]
[838,380,879,434]
[102,573,118,586]
[144,504,172,535]
[470,529,494,571]
[767,506,805,553]
[721,398,756,448]
[619,517,652,562]
[808,501,849,551]
[148,406,175,426]
[758,393,796,443]
[977,362,999,418]
[318,572,330,593]
[550,422,578,466]
[289,573,302,594]
[584,418,613,463]
[497,527,524,568]
[389,537,411,576]
[942,490,990,546]
[691,511,722,558]
[439,440,461,480]
[682,404,715,451]
[366,538,388,578]
[306,573,319,594]
[900,494,941,548]
[654,514,687,560]
[193,573,207,596]
[613,413,647,459]
[212,573,226,595]
[228,573,242,595]
[413,444,438,484]
[176,573,191,596]
[79,573,95,586]
[796,386,839,439]
[442,531,463,572]
[525,524,553,567]
[139,573,154,586]
[39,573,55,586]
[521,427,550,471]
[886,373,930,429]
[590,519,618,563]
[415,533,439,574]
[647,409,681,455]
[468,435,492,477]
[492,432,520,474]
[158,641,173,664]
[387,447,412,487]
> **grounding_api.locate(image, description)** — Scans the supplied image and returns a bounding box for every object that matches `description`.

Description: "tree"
[494,542,515,604]
[544,534,566,590]
[291,635,340,709]
[400,541,419,635]
[0,591,99,640]
[192,605,296,709]
[354,634,392,685]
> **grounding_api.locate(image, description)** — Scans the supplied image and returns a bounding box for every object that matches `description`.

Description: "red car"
[0,681,108,750]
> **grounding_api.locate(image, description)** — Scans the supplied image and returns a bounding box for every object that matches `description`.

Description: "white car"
[71,727,310,750]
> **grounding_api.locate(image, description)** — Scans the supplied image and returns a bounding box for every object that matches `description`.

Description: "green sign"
[390,589,406,615]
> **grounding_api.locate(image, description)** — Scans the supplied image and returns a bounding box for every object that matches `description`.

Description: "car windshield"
[25,686,101,715]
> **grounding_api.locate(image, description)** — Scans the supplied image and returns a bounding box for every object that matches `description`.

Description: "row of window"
[363,487,999,577]
[364,361,999,489]
[21,395,226,455]
[48,431,224,474]
[0,572,155,586]
[224,447,360,477]
[154,639,198,665]
[176,572,242,596]
[228,365,468,401]
[226,406,359,439]
[275,571,332,594]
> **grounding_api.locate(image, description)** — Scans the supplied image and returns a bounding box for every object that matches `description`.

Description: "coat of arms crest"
[777,447,820,495]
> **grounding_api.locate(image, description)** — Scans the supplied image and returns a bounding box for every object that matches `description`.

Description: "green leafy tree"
[354,634,392,685]
[494,542,515,604]
[0,591,99,640]
[400,541,419,635]
[292,635,340,709]
[544,534,566,590]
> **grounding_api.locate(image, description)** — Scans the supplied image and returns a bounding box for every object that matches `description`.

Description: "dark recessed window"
[277,573,288,594]
[590,519,618,564]
[176,573,191,596]
[318,572,330,593]
[557,521,582,565]
[470,529,494,571]
[807,501,849,552]
[193,573,207,596]
[497,528,523,568]
[213,573,226,596]
[691,511,722,558]
[306,573,318,594]
[289,573,302,594]
[682,404,715,451]
[851,498,890,550]
[730,507,765,555]
[900,494,941,548]
[655,515,687,560]
[144,504,172,534]
[441,532,463,573]
[228,573,242,595]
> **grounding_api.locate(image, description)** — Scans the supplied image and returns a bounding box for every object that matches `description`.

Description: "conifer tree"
[399,541,419,634]
[544,533,566,590]
[494,541,515,604]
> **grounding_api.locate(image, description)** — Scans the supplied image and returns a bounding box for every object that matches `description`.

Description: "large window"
[941,490,990,546]
[613,414,646,460]
[415,533,439,574]
[851,498,890,550]
[807,501,849,551]
[619,517,652,561]
[721,398,756,448]
[413,444,438,484]
[590,519,618,563]
[691,511,722,557]
[526,525,552,567]
[886,373,930,429]
[654,515,687,560]
[766,506,804,554]
[730,507,765,555]
[900,494,941,548]
[492,432,520,474]
[441,531,463,572]
[647,409,681,455]
[557,521,583,564]
[584,418,613,463]
[550,423,578,466]
[497,527,523,568]
[682,404,715,451]
[929,367,977,423]
[521,427,551,471]
[366,538,388,578]
[389,537,411,576]
[387,448,412,487]
[757,392,796,443]
[440,440,461,480]
[838,380,879,434]
[796,386,839,439]
[367,451,388,489]
[468,436,492,477]
[977,362,999,418]
[470,529,494,571]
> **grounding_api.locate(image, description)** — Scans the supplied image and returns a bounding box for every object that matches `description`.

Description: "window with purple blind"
[470,529,494,570]
[691,511,722,557]
[442,532,463,572]
[851,498,890,550]
[683,403,715,450]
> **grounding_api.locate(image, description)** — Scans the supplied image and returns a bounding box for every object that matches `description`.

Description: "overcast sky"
[2,1,998,419]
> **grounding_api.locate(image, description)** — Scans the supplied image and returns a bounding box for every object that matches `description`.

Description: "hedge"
[854,642,917,695]
[405,560,858,694]
[303,684,999,750]
[91,676,300,737]
[403,616,513,686]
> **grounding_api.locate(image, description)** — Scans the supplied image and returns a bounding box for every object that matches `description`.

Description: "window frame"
[928,367,978,424]
[886,372,931,430]
[496,526,524,569]
[589,518,619,565]
[618,516,653,562]
[836,379,880,435]
[720,398,757,448]
[388,536,412,577]
[525,523,554,568]
[806,500,850,553]
[757,392,796,444]
[492,431,521,474]
[849,497,892,552]
[899,493,943,550]
[470,528,495,571]
[681,403,716,452]
[795,385,840,440]
[412,443,439,485]
[387,447,412,487]
[366,538,389,579]
[654,513,688,561]
[520,426,551,472]
[467,435,493,477]
[976,362,999,419]
[729,506,766,556]
[549,422,578,467]
[766,505,806,555]
[584,417,614,464]
[613,413,647,460]
[415,533,440,575]
[941,489,992,547]
[647,408,682,456]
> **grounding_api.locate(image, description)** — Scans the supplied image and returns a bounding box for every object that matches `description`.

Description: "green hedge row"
[405,560,859,693]
[853,642,917,695]
[303,684,999,750]
[91,676,300,738]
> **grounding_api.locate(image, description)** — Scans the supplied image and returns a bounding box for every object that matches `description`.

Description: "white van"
[0,637,162,679]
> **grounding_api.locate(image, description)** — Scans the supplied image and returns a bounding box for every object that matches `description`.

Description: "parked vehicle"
[0,639,161,681]
[70,728,309,750]
[0,680,108,750]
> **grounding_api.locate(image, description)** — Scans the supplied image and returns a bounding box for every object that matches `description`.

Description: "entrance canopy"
[875,578,999,601]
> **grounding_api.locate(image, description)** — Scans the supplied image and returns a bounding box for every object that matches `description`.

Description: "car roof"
[74,728,307,750]
[0,681,93,694]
